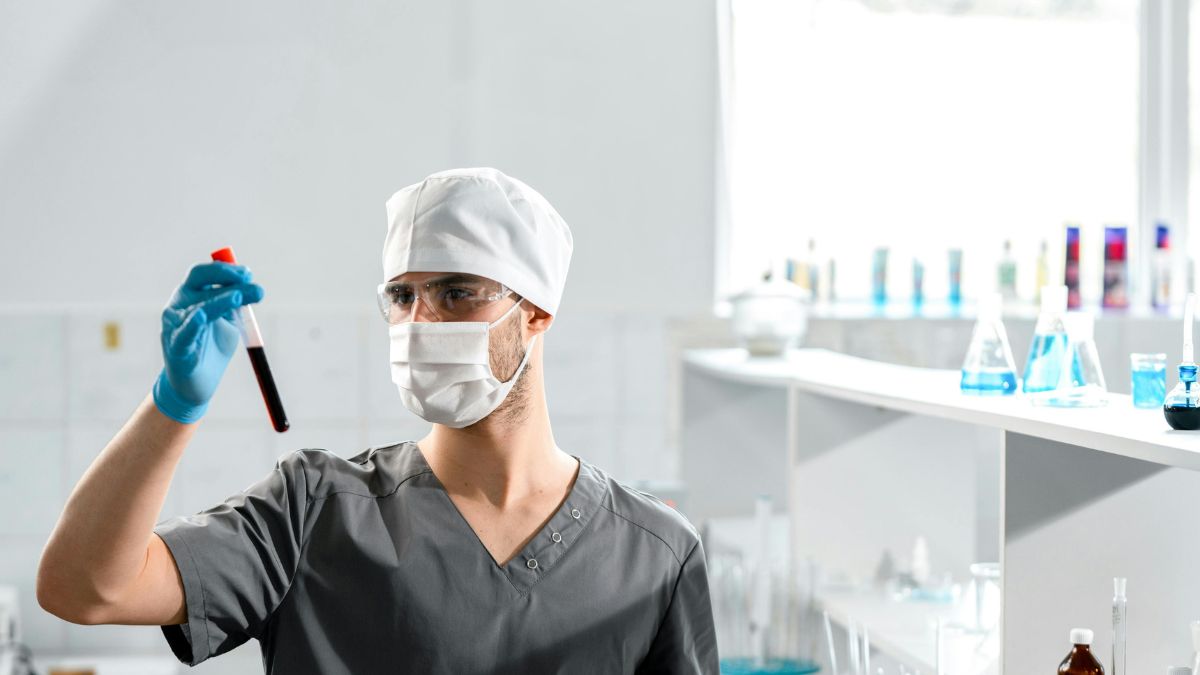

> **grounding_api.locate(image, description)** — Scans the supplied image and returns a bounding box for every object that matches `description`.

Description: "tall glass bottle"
[1111,578,1126,675]
[961,293,1018,395]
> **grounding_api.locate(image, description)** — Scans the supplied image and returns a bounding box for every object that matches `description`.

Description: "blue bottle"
[1023,285,1070,394]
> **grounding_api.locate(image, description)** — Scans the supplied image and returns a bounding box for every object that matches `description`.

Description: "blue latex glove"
[152,262,265,424]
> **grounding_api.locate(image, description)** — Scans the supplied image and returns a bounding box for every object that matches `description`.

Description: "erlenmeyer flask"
[961,293,1018,395]
[1023,285,1070,394]
[1040,311,1108,407]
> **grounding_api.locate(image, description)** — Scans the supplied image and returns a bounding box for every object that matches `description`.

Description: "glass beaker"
[1131,353,1167,408]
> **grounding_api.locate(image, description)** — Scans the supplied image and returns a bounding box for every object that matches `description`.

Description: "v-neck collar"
[410,443,609,595]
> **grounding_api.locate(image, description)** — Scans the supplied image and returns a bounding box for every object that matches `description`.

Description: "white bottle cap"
[1070,628,1094,645]
[1167,667,1192,675]
[1190,620,1200,650]
[1114,577,1127,598]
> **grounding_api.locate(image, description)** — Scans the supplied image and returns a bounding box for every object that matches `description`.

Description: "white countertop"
[684,348,1200,471]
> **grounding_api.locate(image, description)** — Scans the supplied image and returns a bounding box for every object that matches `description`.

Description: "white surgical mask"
[389,300,535,428]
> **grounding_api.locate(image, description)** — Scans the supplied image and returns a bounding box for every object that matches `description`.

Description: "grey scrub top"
[152,441,719,674]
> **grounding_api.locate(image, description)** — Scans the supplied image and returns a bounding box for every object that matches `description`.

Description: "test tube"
[210,247,289,433]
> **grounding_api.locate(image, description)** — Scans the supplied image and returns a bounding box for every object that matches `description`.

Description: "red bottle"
[1058,628,1105,675]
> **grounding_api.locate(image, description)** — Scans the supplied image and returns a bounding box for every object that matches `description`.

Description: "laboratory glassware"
[872,248,889,306]
[961,293,1018,395]
[210,247,289,432]
[1165,293,1200,430]
[1036,239,1049,304]
[1041,311,1107,408]
[912,258,925,308]
[948,248,963,306]
[1131,353,1167,409]
[1112,578,1126,675]
[1065,225,1082,309]
[1103,226,1129,309]
[997,240,1017,302]
[969,562,1001,634]
[731,277,808,357]
[1058,628,1105,675]
[1190,620,1200,675]
[1023,285,1070,395]
[1154,223,1171,310]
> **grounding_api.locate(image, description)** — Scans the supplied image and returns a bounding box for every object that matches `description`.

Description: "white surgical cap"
[383,167,574,316]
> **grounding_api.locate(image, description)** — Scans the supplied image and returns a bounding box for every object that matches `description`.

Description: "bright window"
[725,0,1139,305]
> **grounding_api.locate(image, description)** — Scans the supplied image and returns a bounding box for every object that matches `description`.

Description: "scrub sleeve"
[152,452,310,666]
[636,540,719,674]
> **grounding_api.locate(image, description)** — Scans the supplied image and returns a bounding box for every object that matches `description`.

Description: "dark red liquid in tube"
[247,346,289,432]
[211,246,289,433]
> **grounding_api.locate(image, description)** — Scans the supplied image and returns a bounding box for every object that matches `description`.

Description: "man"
[37,167,719,673]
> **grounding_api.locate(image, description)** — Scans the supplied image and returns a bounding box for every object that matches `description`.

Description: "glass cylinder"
[1130,353,1167,409]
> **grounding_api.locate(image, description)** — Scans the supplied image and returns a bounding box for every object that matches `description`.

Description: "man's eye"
[444,288,474,301]
[391,290,415,305]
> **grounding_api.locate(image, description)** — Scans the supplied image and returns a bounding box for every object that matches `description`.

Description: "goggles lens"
[377,273,514,324]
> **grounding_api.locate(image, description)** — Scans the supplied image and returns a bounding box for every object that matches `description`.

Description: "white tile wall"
[0,315,66,421]
[0,429,65,536]
[1,306,677,660]
[66,312,160,422]
[269,313,362,423]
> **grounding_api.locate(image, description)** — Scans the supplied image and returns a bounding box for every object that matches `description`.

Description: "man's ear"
[522,301,554,336]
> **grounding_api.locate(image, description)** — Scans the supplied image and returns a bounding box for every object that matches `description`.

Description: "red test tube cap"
[211,247,238,264]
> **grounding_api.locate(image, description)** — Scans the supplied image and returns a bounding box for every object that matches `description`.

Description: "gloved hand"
[152,262,265,424]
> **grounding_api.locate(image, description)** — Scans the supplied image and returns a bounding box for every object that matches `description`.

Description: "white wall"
[0,0,718,664]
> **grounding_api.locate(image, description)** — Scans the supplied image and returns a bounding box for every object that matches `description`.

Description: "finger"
[239,282,264,305]
[183,262,252,291]
[187,281,263,306]
[199,287,246,322]
[167,306,207,359]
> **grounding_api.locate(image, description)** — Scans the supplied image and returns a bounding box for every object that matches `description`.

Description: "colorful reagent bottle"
[961,292,1018,395]
[211,247,290,433]
[1023,285,1070,395]
[1058,628,1105,675]
[1165,293,1200,431]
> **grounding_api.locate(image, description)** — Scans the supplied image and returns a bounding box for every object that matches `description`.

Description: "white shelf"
[684,348,1200,471]
[818,590,998,675]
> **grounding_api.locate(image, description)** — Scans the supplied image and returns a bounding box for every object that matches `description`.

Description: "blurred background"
[3,0,1200,673]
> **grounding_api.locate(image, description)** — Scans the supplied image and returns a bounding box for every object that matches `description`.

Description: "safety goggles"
[376,273,518,324]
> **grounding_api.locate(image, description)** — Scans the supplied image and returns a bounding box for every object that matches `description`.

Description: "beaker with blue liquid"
[1130,353,1167,409]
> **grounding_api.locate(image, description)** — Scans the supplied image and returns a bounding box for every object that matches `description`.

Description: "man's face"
[385,272,532,419]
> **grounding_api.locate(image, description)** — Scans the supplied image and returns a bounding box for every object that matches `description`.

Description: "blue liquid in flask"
[1023,332,1070,393]
[961,368,1018,395]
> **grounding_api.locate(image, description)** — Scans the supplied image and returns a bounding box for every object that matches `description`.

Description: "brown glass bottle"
[1058,629,1105,675]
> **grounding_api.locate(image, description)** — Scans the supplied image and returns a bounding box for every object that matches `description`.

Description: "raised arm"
[37,262,262,626]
